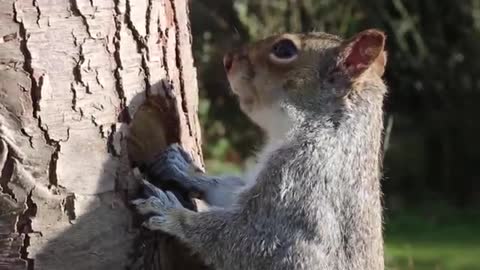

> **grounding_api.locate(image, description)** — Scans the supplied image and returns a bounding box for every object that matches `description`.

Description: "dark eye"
[270,39,298,63]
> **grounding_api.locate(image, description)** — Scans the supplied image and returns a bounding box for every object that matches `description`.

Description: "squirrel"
[133,29,387,270]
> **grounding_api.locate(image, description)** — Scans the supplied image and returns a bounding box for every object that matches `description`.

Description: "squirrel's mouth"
[230,85,256,112]
[226,72,258,110]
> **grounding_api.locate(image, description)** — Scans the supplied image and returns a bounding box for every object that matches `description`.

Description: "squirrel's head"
[224,29,387,136]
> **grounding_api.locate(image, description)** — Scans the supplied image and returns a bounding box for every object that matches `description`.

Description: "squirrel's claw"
[142,216,168,230]
[133,181,184,216]
[140,179,165,198]
[131,196,165,216]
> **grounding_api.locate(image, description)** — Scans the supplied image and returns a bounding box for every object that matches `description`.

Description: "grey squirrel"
[133,29,387,270]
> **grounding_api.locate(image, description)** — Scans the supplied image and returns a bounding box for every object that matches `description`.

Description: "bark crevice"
[62,193,76,223]
[33,0,41,26]
[17,190,38,270]
[107,124,120,157]
[14,1,41,118]
[125,0,151,95]
[20,129,34,148]
[113,0,127,121]
[47,144,60,188]
[170,0,193,137]
[146,0,153,38]
[68,0,92,38]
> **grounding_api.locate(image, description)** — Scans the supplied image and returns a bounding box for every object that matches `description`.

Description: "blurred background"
[189,1,480,269]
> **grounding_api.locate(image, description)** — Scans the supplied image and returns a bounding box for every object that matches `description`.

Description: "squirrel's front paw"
[133,180,184,214]
[145,144,201,191]
[132,180,184,232]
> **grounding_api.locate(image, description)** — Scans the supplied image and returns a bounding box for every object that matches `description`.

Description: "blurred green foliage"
[190,0,480,208]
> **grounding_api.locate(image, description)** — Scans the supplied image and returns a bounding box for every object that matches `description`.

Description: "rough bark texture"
[0,0,204,269]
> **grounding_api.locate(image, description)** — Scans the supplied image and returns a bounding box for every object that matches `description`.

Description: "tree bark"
[0,0,206,269]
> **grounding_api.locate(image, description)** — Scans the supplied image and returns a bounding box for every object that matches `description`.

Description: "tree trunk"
[0,0,207,269]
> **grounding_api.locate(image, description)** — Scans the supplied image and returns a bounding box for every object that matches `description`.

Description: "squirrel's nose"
[223,52,233,72]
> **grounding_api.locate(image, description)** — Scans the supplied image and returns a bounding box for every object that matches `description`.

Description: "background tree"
[0,0,204,269]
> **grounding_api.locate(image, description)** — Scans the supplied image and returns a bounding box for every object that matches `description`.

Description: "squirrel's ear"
[337,29,386,78]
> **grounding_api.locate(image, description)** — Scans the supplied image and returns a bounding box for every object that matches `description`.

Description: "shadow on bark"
[34,81,210,270]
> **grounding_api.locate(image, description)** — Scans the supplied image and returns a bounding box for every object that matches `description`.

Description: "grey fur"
[133,32,386,270]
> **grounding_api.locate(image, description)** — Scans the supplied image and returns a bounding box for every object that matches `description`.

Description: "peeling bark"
[0,0,204,269]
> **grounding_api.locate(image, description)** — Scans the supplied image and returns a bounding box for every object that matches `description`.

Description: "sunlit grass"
[386,242,480,270]
[385,208,480,270]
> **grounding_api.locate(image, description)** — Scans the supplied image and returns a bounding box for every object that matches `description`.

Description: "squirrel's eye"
[269,39,298,63]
